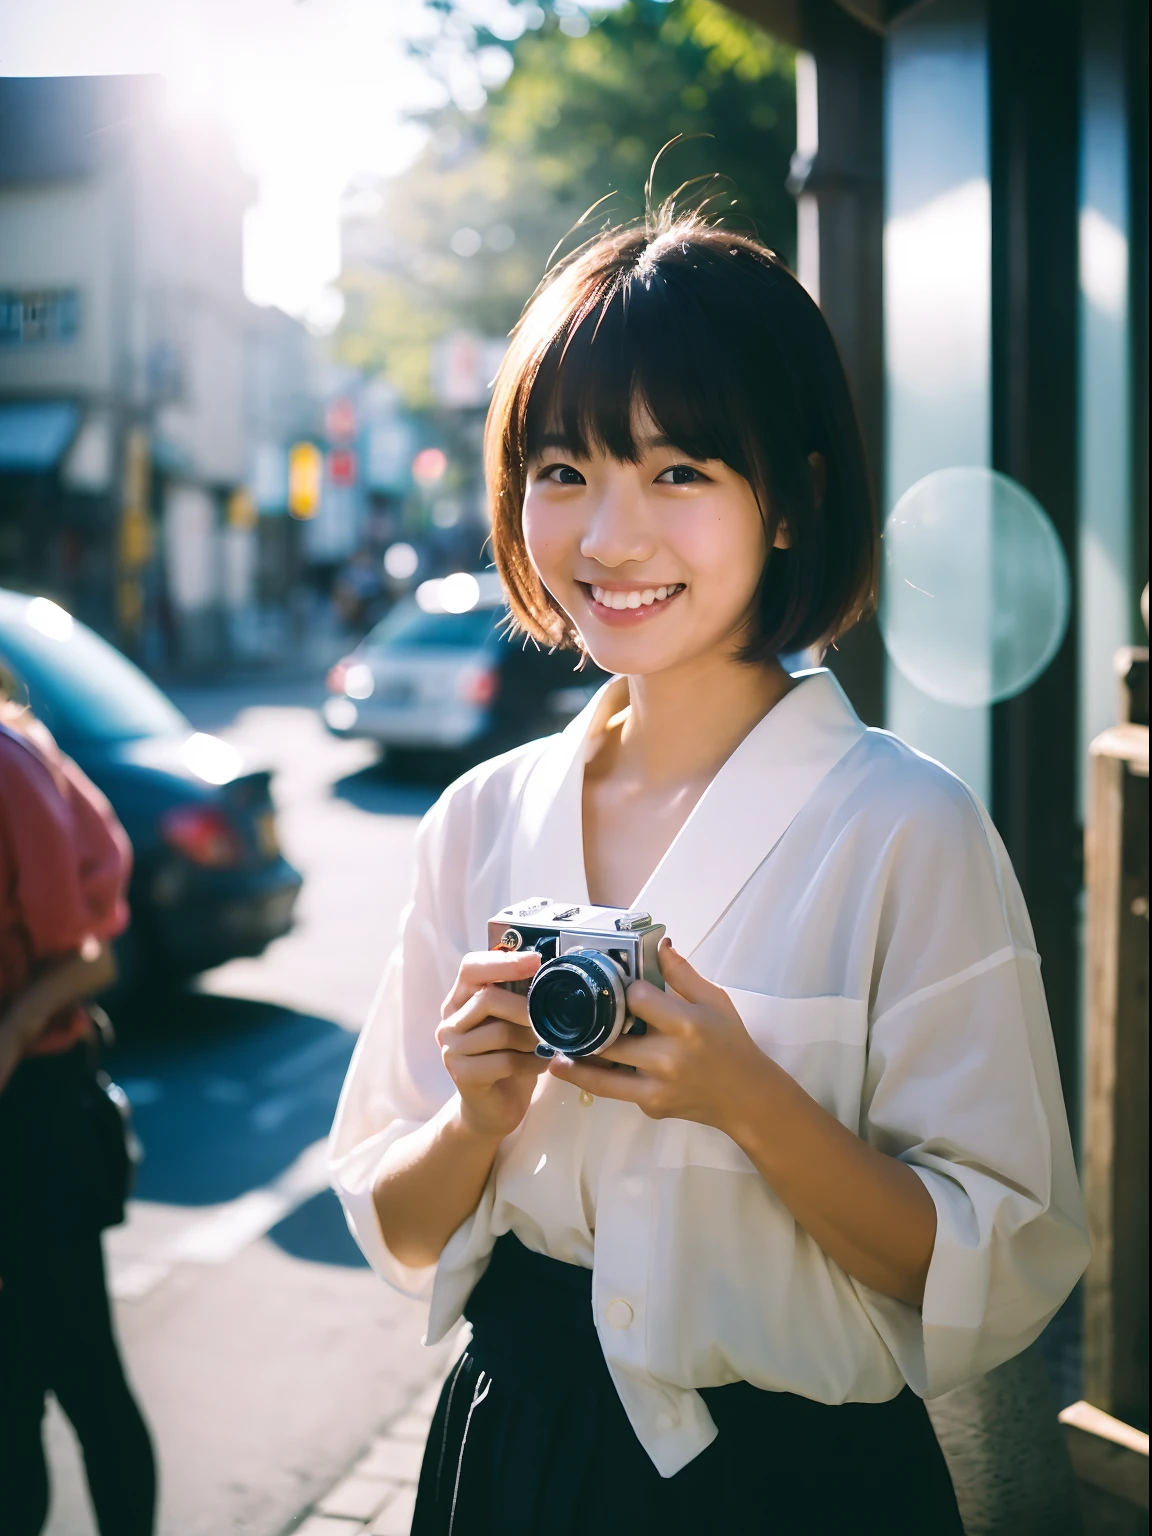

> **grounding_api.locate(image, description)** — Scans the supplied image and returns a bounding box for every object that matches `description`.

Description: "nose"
[579,476,656,569]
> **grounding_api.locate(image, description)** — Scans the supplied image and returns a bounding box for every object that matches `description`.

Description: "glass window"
[0,288,80,346]
[0,610,188,743]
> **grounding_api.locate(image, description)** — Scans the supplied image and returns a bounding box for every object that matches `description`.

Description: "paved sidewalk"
[284,1352,459,1536]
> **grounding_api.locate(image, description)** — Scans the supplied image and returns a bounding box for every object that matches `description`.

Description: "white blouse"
[329,670,1089,1477]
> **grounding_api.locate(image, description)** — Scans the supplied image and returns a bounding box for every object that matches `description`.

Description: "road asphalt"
[42,678,453,1536]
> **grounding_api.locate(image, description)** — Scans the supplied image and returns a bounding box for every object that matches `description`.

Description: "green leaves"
[337,1,797,409]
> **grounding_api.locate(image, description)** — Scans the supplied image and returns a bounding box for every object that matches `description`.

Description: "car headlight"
[344,663,375,700]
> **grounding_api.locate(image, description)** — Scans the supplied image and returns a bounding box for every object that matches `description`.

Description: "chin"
[575,625,696,679]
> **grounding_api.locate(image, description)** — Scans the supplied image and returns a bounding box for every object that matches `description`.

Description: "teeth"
[590,584,682,611]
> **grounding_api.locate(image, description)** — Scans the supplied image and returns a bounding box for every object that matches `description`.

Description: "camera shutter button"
[605,1298,634,1329]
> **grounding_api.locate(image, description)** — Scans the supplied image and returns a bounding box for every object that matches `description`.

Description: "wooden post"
[1083,647,1149,1428]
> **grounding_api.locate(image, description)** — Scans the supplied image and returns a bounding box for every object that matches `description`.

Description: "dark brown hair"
[485,208,877,659]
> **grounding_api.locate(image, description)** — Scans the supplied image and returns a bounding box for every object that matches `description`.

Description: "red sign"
[325,397,357,442]
[327,449,358,487]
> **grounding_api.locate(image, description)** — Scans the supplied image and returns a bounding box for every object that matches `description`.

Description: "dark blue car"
[0,588,302,985]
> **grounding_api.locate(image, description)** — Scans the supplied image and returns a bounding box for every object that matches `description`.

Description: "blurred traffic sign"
[288,441,323,518]
[327,449,358,487]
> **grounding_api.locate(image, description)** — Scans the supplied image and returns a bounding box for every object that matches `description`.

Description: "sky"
[0,0,535,323]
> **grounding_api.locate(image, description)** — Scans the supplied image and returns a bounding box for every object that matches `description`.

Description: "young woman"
[330,212,1088,1535]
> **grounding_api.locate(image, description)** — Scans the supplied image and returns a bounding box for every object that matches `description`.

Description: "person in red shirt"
[0,687,156,1536]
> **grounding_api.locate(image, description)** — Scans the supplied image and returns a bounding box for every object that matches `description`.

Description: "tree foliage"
[338,1,796,408]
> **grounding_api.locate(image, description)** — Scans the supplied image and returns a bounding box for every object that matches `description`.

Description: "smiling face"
[488,221,877,666]
[523,407,786,678]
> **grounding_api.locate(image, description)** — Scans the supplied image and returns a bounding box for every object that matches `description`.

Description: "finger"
[438,1019,539,1057]
[546,1053,656,1108]
[444,949,541,1015]
[656,938,734,1011]
[451,984,533,1034]
[596,1031,664,1070]
[625,978,694,1034]
[452,1050,548,1088]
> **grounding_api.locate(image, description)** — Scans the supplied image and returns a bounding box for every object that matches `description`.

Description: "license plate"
[254,810,280,858]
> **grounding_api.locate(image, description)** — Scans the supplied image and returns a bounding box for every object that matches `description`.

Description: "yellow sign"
[123,427,149,514]
[227,487,258,529]
[288,441,323,519]
[119,504,154,568]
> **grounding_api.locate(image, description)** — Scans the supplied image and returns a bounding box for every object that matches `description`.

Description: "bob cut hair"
[485,209,877,660]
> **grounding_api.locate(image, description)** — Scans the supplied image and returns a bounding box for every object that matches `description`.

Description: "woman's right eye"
[538,463,586,486]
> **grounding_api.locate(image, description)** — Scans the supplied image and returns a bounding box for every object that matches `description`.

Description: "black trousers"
[0,1051,156,1536]
[412,1234,964,1536]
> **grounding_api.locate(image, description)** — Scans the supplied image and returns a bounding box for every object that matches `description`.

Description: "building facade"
[0,75,318,668]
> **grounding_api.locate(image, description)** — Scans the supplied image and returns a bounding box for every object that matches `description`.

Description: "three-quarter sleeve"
[854,782,1089,1400]
[328,799,463,1296]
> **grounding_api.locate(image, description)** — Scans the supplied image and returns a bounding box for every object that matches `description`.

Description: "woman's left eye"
[656,464,707,485]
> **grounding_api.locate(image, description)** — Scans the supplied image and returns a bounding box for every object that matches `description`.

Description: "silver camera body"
[488,897,666,1058]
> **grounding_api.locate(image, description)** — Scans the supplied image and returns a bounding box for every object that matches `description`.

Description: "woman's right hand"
[437,949,547,1139]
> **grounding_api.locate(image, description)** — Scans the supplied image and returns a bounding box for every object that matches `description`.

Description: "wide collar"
[509,669,866,957]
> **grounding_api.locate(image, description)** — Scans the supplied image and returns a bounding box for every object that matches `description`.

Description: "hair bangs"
[523,268,758,494]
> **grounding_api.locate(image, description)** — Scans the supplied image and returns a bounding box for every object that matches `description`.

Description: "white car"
[323,572,607,762]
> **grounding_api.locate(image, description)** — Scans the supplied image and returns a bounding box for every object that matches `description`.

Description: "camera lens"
[527,950,625,1056]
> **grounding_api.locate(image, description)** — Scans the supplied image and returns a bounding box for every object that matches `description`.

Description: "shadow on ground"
[104,990,354,1207]
[332,759,445,816]
[267,1187,370,1268]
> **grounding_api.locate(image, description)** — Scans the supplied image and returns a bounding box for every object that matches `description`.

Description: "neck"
[615,648,796,791]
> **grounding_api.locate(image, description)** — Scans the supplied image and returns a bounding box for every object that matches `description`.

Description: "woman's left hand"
[546,937,770,1132]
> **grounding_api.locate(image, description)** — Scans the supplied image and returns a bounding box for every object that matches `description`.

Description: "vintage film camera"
[489,897,666,1058]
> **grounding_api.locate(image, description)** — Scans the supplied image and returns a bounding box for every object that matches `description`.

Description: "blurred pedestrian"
[0,678,156,1536]
[333,549,384,633]
[331,211,1088,1535]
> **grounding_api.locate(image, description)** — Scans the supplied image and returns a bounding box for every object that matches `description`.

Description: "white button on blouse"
[606,1299,635,1329]
[329,671,1089,1478]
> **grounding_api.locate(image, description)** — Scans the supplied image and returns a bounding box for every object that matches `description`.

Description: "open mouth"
[580,582,686,620]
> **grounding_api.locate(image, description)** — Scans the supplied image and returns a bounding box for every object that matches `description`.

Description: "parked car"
[323,571,609,762]
[0,588,302,985]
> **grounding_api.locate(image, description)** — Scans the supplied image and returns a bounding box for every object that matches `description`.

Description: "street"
[43,680,456,1536]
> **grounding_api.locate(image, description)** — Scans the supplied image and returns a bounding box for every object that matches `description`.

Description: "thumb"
[658,936,729,1009]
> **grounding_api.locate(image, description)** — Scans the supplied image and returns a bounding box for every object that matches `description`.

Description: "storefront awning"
[0,401,80,471]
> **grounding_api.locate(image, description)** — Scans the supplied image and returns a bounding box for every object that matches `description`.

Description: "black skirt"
[412,1234,963,1536]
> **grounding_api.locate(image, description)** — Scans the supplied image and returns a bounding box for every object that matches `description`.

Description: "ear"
[808,451,827,509]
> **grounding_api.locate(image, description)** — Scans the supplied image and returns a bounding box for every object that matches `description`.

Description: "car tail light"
[160,804,244,867]
[326,659,352,694]
[457,665,500,706]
